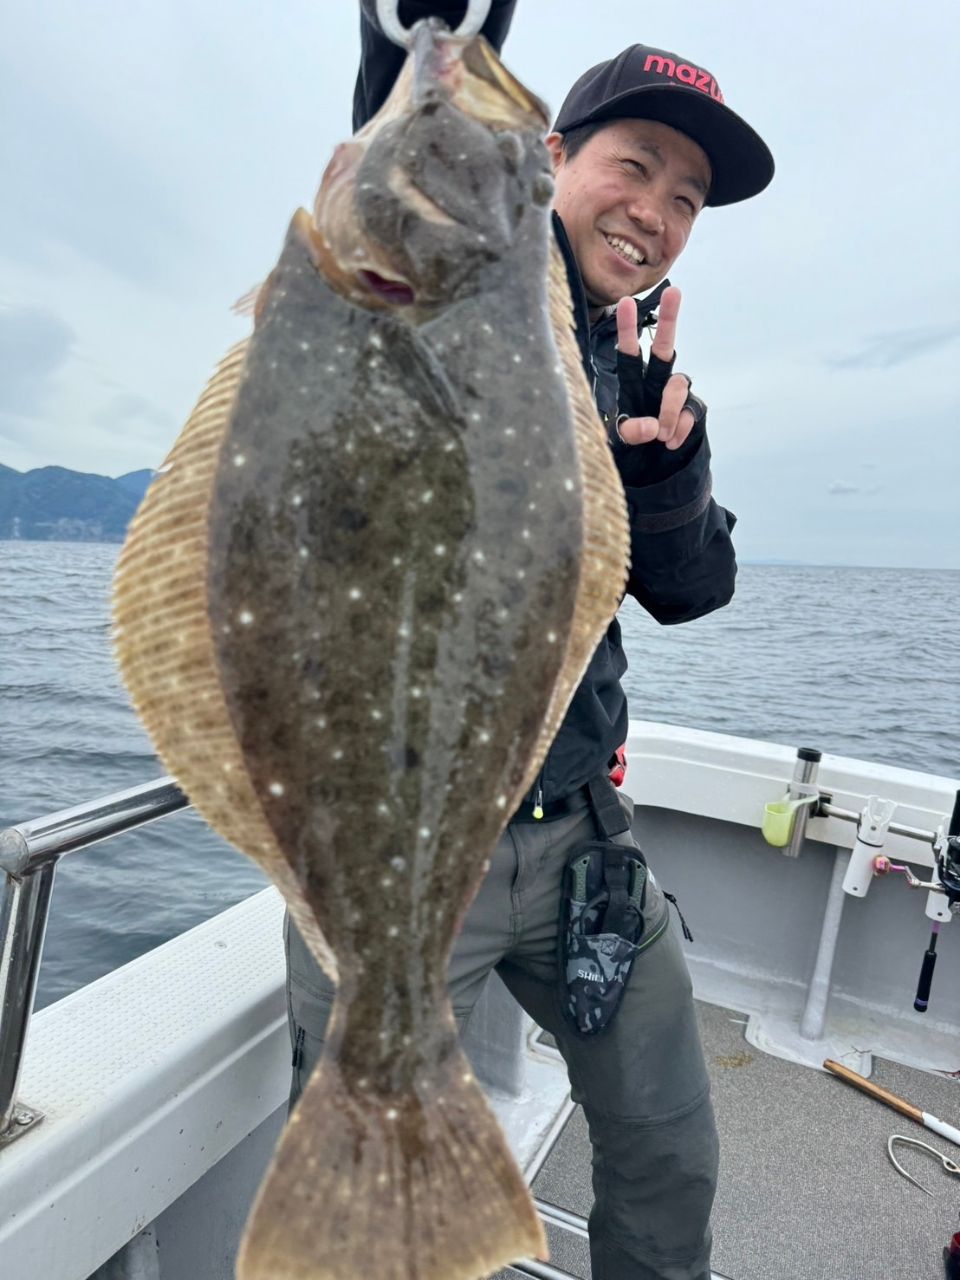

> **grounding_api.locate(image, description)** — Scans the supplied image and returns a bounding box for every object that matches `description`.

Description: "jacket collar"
[551,213,671,370]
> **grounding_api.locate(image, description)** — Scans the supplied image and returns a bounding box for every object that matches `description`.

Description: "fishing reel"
[872,791,960,1012]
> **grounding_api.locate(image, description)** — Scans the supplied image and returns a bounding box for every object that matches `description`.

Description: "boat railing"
[0,777,189,1143]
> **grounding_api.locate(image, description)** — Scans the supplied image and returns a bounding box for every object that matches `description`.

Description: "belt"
[511,783,592,824]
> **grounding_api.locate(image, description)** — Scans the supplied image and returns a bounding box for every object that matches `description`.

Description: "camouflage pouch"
[559,840,650,1037]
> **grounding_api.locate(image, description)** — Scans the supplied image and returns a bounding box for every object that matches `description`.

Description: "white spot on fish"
[370,708,383,721]
[516,569,526,580]
[315,717,327,729]
[381,877,393,889]
[291,493,303,507]
[269,360,278,371]
[522,528,531,540]
[377,1173,388,1187]
[298,546,309,559]
[470,411,482,423]
[369,332,382,349]
[223,762,233,773]
[390,856,406,872]
[377,803,390,816]
[233,453,246,467]
[434,544,446,556]
[421,490,433,504]
[473,550,485,564]
[269,782,285,796]
[335,344,346,354]
[392,555,403,567]
[410,686,422,699]
[496,795,507,809]
[419,826,431,840]
[462,1072,474,1084]
[325,364,337,375]
[238,610,254,626]
[478,730,490,744]
[299,341,310,351]
[332,748,344,760]
[348,587,363,600]
[504,427,516,437]
[452,591,463,603]
[387,925,399,938]
[443,442,456,453]
[564,478,575,491]
[398,624,410,638]
[512,353,522,364]
[547,631,558,643]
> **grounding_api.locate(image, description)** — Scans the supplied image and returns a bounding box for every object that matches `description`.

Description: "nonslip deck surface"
[492,1001,960,1280]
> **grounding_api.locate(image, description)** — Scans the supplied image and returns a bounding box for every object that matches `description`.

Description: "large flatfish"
[112,18,628,1280]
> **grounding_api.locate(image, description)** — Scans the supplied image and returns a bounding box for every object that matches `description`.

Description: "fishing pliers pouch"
[558,775,650,1037]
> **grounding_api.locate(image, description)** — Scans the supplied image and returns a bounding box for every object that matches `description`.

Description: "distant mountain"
[114,469,156,502]
[0,465,154,542]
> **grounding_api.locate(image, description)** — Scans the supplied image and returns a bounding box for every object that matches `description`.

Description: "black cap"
[554,45,774,207]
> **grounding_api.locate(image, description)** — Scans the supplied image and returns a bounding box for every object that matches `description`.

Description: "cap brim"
[557,85,774,207]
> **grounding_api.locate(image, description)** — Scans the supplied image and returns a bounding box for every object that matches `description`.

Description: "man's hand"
[614,287,702,451]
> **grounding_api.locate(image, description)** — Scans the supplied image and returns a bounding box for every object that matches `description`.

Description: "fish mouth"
[357,270,416,306]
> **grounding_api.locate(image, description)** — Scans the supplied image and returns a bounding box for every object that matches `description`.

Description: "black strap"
[587,774,630,839]
[600,846,633,936]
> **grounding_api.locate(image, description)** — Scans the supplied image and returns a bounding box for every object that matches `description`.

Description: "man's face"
[546,119,711,307]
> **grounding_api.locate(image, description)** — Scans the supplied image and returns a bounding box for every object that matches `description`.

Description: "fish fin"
[231,284,263,318]
[519,239,630,797]
[238,1048,546,1280]
[111,338,338,980]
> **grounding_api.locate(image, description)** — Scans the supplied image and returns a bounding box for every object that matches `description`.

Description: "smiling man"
[284,7,773,1280]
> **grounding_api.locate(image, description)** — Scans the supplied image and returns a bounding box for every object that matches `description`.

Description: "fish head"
[312,18,554,311]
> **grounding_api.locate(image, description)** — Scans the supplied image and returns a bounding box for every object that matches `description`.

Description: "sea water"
[2,541,957,1007]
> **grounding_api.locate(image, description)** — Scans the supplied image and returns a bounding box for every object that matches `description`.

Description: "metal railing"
[0,777,188,1140]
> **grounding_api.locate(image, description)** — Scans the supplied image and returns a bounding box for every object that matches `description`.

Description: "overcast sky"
[1,1,958,568]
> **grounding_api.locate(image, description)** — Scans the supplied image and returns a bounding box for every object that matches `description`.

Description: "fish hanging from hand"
[112,14,629,1280]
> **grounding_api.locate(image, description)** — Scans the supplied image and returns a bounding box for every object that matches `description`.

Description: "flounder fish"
[112,18,628,1280]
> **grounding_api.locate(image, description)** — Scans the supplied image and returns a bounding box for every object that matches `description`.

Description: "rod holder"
[781,747,821,857]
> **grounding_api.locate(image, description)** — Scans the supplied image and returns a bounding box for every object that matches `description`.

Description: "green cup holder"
[762,795,818,847]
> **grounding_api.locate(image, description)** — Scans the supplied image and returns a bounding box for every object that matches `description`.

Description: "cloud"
[828,323,959,370]
[826,481,882,497]
[0,305,74,417]
[92,392,175,435]
[0,63,194,289]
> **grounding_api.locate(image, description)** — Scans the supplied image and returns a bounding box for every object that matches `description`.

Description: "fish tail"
[238,1047,546,1280]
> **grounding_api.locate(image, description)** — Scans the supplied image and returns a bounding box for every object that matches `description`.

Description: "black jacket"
[354,1,737,802]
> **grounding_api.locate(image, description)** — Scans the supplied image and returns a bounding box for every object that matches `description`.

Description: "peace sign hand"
[614,286,704,451]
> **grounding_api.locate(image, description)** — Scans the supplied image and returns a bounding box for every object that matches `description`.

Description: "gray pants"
[284,792,718,1280]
